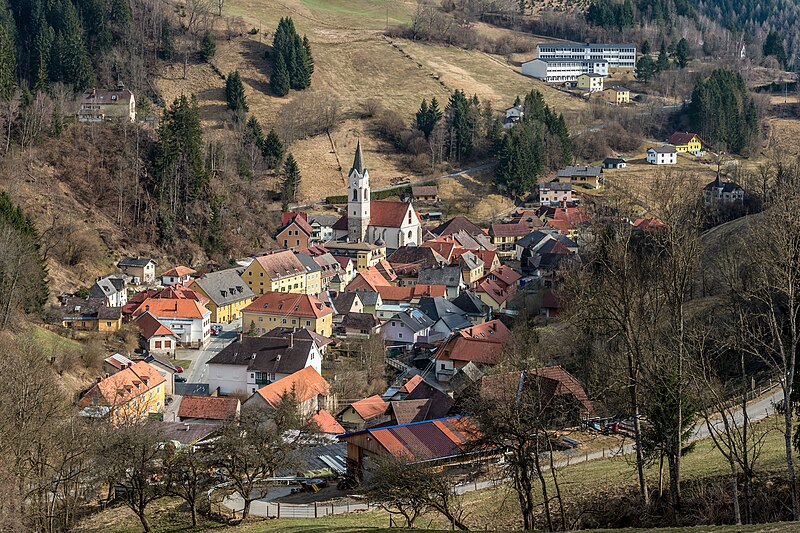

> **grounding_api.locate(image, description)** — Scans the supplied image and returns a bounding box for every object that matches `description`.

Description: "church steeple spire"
[347,140,371,242]
[351,139,365,176]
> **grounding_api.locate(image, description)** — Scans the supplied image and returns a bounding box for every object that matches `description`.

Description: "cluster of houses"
[64,143,602,484]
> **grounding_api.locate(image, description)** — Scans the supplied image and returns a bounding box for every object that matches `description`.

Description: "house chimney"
[96,376,102,383]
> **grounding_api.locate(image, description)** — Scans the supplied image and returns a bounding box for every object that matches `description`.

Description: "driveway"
[163,320,240,421]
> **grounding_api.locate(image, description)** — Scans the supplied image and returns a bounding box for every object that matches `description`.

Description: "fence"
[222,497,371,519]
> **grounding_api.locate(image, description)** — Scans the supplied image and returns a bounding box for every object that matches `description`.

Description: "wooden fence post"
[314,502,318,518]
[277,502,280,519]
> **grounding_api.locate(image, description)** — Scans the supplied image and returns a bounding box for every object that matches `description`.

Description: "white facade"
[538,185,574,205]
[161,273,193,286]
[348,142,371,242]
[536,43,637,70]
[363,205,421,249]
[147,334,178,357]
[155,313,210,348]
[522,58,608,83]
[647,148,677,165]
[208,345,322,396]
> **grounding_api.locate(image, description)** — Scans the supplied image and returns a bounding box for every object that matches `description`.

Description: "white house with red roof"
[131,297,211,348]
[133,311,180,357]
[332,142,422,250]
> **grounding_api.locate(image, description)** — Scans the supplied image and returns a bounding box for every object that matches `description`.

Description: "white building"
[88,274,128,307]
[537,182,574,205]
[332,142,422,250]
[77,81,136,122]
[536,43,637,70]
[522,58,609,83]
[504,103,524,129]
[647,145,678,165]
[206,331,323,396]
[133,299,211,348]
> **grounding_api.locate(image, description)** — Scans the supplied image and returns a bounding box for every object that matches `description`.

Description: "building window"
[398,333,403,338]
[155,341,162,348]
[165,341,171,348]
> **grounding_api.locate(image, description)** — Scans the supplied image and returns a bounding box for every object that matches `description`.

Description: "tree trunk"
[137,510,151,533]
[782,399,798,519]
[658,453,664,498]
[190,503,198,527]
[628,354,649,506]
[242,498,251,520]
[728,457,741,525]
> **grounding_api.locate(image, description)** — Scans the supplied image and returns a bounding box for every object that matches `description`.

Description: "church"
[331,141,422,250]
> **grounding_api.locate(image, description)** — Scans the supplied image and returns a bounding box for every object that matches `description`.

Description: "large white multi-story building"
[521,58,609,83]
[536,43,637,70]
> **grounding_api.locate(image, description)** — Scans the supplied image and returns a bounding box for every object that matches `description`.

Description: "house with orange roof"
[474,277,513,311]
[338,416,483,481]
[160,266,197,286]
[178,395,240,423]
[434,319,511,382]
[275,212,313,251]
[310,409,345,435]
[242,291,334,337]
[133,311,179,357]
[243,366,334,418]
[345,266,392,293]
[131,297,211,348]
[78,361,166,424]
[241,250,307,296]
[338,394,389,430]
[376,284,447,305]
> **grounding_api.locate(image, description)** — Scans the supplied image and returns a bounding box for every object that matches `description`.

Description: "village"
[53,103,748,520]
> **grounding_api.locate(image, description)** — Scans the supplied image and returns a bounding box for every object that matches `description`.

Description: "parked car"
[210,324,223,336]
[174,366,184,373]
[175,375,187,383]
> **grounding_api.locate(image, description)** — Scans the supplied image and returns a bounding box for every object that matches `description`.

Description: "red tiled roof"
[244,292,333,319]
[178,395,240,421]
[310,409,345,434]
[541,289,561,310]
[668,132,701,145]
[432,216,485,237]
[473,250,498,271]
[134,311,178,340]
[345,267,391,292]
[475,278,511,306]
[420,241,457,263]
[345,416,479,461]
[160,266,196,278]
[489,221,531,238]
[488,266,522,287]
[132,298,210,319]
[377,284,447,302]
[332,201,419,230]
[633,217,666,231]
[482,367,594,417]
[350,394,389,421]
[436,319,511,366]
[399,374,423,394]
[255,366,330,407]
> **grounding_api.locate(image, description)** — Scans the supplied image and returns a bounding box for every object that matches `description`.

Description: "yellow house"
[668,132,704,154]
[189,268,256,323]
[297,252,323,296]
[242,250,307,295]
[61,297,123,332]
[577,73,604,92]
[603,86,630,105]
[323,241,386,271]
[242,291,334,337]
[78,361,166,425]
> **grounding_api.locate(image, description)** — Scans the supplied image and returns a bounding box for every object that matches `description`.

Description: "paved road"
[181,319,241,385]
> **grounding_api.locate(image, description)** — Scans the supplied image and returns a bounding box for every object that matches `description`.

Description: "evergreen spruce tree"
[636,56,657,83]
[246,115,264,146]
[763,31,787,68]
[262,128,284,169]
[291,34,309,89]
[200,30,216,61]
[281,153,301,206]
[225,70,248,113]
[656,41,670,71]
[0,25,15,98]
[675,38,691,68]
[641,40,651,55]
[415,99,431,137]
[270,50,290,97]
[59,0,94,90]
[302,35,314,76]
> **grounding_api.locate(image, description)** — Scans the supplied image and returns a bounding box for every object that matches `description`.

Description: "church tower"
[347,140,371,242]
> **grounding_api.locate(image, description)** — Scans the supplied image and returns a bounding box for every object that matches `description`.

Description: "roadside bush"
[406,132,429,155]
[603,121,641,153]
[408,153,432,173]
[375,109,404,141]
[275,92,341,142]
[360,98,384,118]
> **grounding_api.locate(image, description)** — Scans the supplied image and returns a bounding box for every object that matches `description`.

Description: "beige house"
[117,257,157,284]
[603,86,631,105]
[78,82,136,122]
[577,73,604,92]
